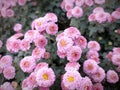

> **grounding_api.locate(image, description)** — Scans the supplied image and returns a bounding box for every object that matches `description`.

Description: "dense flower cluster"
[0,0,30,18]
[0,55,15,80]
[61,0,106,19]
[0,82,15,90]
[89,7,120,23]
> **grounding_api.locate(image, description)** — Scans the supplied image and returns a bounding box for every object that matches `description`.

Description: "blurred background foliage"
[0,0,120,90]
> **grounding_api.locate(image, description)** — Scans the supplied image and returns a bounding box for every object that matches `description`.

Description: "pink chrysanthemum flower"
[27,72,37,89]
[75,0,84,7]
[20,39,31,51]
[44,13,58,22]
[46,22,58,35]
[3,66,15,80]
[32,47,45,60]
[93,7,104,14]
[43,52,50,60]
[86,50,99,58]
[83,59,98,74]
[72,6,83,18]
[87,41,101,51]
[34,62,48,73]
[34,35,47,48]
[77,76,93,90]
[107,70,119,83]
[62,70,82,90]
[22,78,33,90]
[57,36,73,52]
[0,55,13,68]
[111,11,120,20]
[75,35,87,49]
[18,0,27,6]
[64,2,74,11]
[112,54,120,66]
[64,27,81,39]
[0,82,14,90]
[88,13,96,22]
[65,62,80,71]
[113,47,120,54]
[85,0,94,6]
[57,50,66,59]
[93,83,104,90]
[106,51,113,61]
[6,9,14,17]
[94,0,105,5]
[66,10,72,19]
[95,11,107,23]
[34,17,47,32]
[20,56,36,73]
[91,67,105,82]
[24,30,40,42]
[67,46,82,62]
[6,38,21,53]
[36,67,55,87]
[13,23,22,32]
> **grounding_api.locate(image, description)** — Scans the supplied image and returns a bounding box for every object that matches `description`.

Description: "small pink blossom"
[1,8,7,17]
[88,13,96,22]
[0,55,13,68]
[13,23,22,32]
[112,54,120,66]
[75,0,84,7]
[32,47,45,60]
[34,35,47,48]
[83,59,98,74]
[88,41,101,51]
[20,39,31,51]
[75,35,87,49]
[93,83,104,90]
[20,56,36,73]
[57,50,66,59]
[95,12,107,23]
[111,11,120,20]
[57,36,73,52]
[46,22,58,35]
[18,0,27,6]
[94,0,105,5]
[86,50,99,59]
[64,27,81,39]
[67,46,82,62]
[64,3,73,11]
[43,52,50,59]
[91,67,105,82]
[65,62,80,71]
[62,70,82,90]
[0,82,14,90]
[77,76,93,90]
[6,9,14,17]
[72,6,83,18]
[107,70,119,83]
[36,67,56,87]
[66,10,72,19]
[3,66,15,80]
[34,62,48,73]
[44,13,58,22]
[85,0,94,6]
[106,51,113,60]
[93,7,104,14]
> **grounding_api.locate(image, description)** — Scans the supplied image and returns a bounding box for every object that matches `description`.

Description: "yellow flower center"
[37,21,42,26]
[67,76,74,82]
[60,40,66,46]
[43,73,49,80]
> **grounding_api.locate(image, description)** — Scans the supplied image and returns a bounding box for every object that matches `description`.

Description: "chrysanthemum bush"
[0,0,120,90]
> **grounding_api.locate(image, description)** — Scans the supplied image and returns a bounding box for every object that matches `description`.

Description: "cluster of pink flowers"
[56,27,86,61]
[107,47,120,72]
[13,23,22,33]
[22,62,55,90]
[89,7,120,23]
[0,55,15,80]
[61,0,106,19]
[0,82,15,90]
[0,0,29,18]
